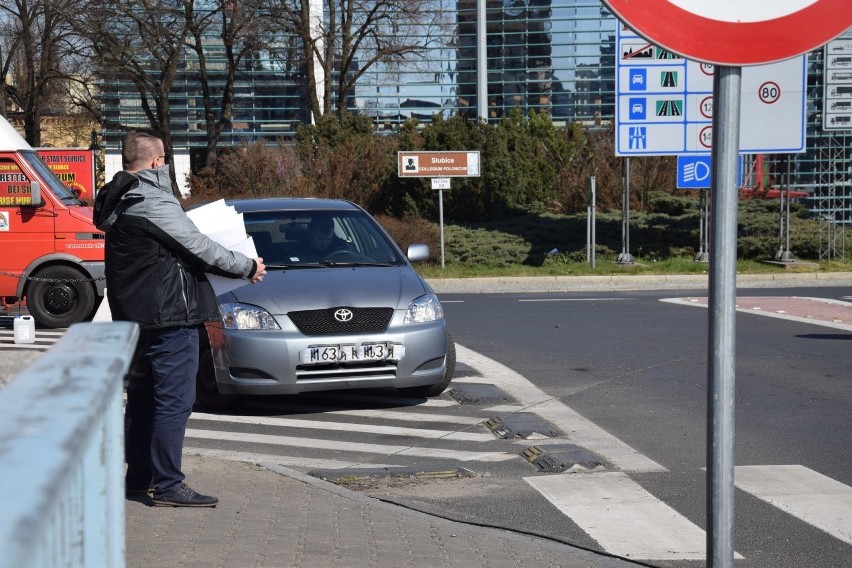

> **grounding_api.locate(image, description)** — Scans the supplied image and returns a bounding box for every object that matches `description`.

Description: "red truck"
[0,116,105,327]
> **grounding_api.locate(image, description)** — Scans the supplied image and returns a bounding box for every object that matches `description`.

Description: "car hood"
[222,265,432,313]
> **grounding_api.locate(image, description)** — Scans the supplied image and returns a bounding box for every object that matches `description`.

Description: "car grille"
[296,361,398,382]
[288,307,394,336]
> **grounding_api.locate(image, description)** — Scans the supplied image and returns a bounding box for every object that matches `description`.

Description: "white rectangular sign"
[823,28,852,131]
[615,25,807,156]
[431,178,451,190]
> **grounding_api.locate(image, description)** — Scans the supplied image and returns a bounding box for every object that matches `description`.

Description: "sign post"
[398,151,481,269]
[586,176,596,268]
[602,2,850,567]
[431,178,451,268]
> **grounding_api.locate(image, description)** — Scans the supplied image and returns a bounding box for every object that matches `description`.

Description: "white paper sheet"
[188,200,256,296]
[204,236,258,296]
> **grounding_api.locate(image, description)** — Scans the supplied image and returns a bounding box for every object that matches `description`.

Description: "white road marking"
[322,408,484,425]
[185,429,516,462]
[456,345,666,472]
[185,447,403,471]
[735,465,852,545]
[317,392,458,407]
[518,298,630,302]
[525,472,742,560]
[191,412,493,442]
[661,296,852,332]
[244,402,485,426]
[0,328,65,350]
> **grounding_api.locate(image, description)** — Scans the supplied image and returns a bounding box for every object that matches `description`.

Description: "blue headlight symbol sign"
[677,155,743,189]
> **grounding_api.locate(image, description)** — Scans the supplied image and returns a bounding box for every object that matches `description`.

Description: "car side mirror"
[407,243,429,262]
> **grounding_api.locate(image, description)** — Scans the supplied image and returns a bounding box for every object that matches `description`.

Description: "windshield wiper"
[264,263,323,269]
[319,260,394,267]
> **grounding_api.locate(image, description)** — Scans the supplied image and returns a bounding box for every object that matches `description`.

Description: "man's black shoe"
[151,483,218,507]
[126,486,153,497]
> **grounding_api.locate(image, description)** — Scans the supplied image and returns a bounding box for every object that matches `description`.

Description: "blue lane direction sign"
[615,25,807,156]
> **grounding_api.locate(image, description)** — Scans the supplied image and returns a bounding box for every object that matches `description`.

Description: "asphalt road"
[433,286,852,567]
[3,284,851,567]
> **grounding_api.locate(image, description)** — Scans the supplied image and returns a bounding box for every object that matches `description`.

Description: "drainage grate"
[485,412,560,439]
[309,466,475,483]
[521,444,611,473]
[448,383,513,405]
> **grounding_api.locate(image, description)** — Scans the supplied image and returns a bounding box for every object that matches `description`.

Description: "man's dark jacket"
[93,165,256,329]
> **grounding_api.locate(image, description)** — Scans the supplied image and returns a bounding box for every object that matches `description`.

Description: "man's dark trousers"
[125,326,200,496]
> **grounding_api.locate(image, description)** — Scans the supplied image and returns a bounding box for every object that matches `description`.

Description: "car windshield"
[244,209,406,267]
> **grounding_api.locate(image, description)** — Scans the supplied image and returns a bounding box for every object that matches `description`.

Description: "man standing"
[94,129,266,507]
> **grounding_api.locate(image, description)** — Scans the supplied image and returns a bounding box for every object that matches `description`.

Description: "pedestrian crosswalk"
[525,472,715,561]
[179,349,852,563]
[0,327,65,350]
[186,389,516,465]
[734,464,852,546]
[187,394,852,561]
[190,412,496,442]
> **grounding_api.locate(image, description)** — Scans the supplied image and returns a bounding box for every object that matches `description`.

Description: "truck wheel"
[26,265,95,328]
[195,343,241,411]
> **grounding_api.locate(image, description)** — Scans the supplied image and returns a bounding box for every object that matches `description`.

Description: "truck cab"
[0,117,105,327]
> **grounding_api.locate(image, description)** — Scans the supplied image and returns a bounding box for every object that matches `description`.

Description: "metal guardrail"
[0,322,138,568]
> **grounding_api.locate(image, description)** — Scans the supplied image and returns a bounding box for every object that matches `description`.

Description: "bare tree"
[185,0,271,169]
[0,0,80,145]
[72,0,193,195]
[270,0,446,119]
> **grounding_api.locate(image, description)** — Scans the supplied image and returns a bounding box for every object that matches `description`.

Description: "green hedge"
[185,113,837,262]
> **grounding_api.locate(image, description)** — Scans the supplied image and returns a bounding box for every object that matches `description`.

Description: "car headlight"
[404,294,444,324]
[219,302,281,330]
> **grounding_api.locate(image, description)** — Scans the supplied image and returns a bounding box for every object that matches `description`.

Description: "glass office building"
[98,2,624,144]
[100,0,850,235]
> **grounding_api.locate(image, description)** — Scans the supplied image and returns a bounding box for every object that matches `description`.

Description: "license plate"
[300,343,401,364]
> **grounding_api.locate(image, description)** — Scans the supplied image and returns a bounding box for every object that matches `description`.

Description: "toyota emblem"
[334,308,354,322]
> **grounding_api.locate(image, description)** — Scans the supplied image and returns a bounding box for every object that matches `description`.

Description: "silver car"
[196,198,455,409]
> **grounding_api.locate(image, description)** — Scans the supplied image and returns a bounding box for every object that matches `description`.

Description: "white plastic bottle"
[13,315,36,344]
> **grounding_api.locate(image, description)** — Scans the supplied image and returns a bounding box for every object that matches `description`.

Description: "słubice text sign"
[398,151,481,178]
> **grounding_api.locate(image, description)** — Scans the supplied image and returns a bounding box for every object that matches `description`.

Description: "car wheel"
[26,265,96,328]
[399,332,456,398]
[195,343,241,411]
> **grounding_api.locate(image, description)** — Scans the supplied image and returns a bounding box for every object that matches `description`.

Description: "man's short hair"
[122,128,164,170]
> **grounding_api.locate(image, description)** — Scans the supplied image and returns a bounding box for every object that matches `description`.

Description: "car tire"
[399,331,456,398]
[195,342,241,411]
[26,265,96,328]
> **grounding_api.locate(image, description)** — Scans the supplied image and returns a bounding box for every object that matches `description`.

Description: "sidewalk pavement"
[5,272,852,568]
[125,453,635,568]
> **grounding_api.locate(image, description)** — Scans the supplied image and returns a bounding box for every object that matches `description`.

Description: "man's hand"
[250,258,267,284]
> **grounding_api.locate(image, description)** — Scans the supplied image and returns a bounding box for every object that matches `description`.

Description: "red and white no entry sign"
[603,0,852,65]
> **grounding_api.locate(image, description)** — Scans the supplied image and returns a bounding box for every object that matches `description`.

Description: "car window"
[244,209,404,266]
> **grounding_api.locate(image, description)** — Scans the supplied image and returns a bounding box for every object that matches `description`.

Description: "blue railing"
[0,322,138,568]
